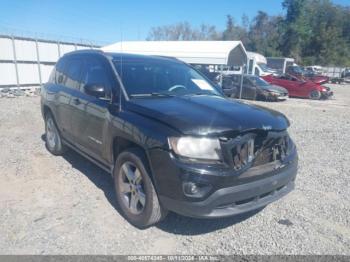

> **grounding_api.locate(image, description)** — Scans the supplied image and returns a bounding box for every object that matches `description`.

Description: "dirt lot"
[0,84,349,255]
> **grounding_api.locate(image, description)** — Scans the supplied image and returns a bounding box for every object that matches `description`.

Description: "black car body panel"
[127,96,289,135]
[41,50,298,219]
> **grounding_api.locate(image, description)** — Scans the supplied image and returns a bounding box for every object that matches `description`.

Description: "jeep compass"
[41,50,298,228]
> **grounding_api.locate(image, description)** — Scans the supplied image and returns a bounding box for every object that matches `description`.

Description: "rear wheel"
[44,112,66,155]
[309,90,321,100]
[114,148,167,228]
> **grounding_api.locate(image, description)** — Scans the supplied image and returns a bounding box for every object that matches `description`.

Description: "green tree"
[280,0,310,62]
[247,11,283,57]
[146,0,350,66]
[147,22,221,41]
[280,0,350,66]
[222,15,249,42]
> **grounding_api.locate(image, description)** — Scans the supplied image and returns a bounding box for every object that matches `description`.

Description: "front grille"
[253,134,290,167]
[231,138,254,170]
[221,131,291,170]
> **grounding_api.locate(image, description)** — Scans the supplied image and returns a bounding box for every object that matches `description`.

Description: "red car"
[263,74,333,100]
[286,66,329,84]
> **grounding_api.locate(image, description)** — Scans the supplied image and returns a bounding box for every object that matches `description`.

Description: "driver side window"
[82,57,113,98]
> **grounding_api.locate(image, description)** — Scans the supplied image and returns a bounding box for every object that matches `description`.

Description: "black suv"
[41,50,298,228]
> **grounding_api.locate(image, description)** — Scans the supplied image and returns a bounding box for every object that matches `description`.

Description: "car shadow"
[41,134,263,235]
[156,208,262,235]
[41,134,121,213]
[62,149,121,211]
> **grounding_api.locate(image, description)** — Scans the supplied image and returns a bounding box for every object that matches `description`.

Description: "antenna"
[119,23,124,109]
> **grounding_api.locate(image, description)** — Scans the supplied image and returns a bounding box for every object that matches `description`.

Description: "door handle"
[73,98,81,105]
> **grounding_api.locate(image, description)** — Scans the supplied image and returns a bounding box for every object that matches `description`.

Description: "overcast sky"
[0,0,348,45]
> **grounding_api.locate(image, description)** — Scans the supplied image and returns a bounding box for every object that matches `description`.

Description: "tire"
[309,90,321,100]
[114,148,168,228]
[252,91,257,101]
[44,112,67,155]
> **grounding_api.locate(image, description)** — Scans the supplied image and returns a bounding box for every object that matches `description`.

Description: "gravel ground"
[0,84,349,255]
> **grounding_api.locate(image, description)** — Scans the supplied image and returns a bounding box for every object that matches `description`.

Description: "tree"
[247,11,283,57]
[147,22,221,41]
[279,0,310,62]
[146,0,350,66]
[222,15,249,42]
[280,0,350,65]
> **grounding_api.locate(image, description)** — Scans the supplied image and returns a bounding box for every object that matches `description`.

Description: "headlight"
[269,91,280,96]
[168,137,221,160]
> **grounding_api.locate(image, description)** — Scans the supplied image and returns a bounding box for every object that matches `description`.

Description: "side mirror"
[84,84,105,98]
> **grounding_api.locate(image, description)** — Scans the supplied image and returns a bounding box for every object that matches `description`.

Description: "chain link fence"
[0,31,104,93]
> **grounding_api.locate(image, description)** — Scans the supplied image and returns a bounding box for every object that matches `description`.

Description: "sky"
[0,0,349,45]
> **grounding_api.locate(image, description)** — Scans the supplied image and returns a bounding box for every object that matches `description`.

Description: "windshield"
[291,66,304,74]
[113,58,222,97]
[258,63,274,72]
[246,75,270,87]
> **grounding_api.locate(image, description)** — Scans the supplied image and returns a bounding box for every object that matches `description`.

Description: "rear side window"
[254,67,260,76]
[54,58,67,84]
[64,58,84,89]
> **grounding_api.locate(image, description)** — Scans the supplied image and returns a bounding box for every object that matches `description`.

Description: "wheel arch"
[43,104,53,118]
[112,136,154,181]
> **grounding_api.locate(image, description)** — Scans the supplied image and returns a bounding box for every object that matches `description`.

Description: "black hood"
[126,95,289,136]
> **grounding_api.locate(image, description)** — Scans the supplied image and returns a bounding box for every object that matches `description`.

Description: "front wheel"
[114,148,168,228]
[309,90,321,100]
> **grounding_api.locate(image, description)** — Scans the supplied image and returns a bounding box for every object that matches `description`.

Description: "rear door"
[241,77,257,99]
[54,56,84,141]
[70,54,115,163]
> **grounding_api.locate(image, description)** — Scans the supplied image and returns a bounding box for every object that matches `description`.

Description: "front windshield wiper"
[130,92,176,98]
[184,92,222,97]
[130,92,222,98]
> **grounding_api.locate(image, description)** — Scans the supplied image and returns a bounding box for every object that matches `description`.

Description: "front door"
[70,55,115,163]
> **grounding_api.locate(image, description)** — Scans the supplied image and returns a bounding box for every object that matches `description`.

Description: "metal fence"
[322,67,346,78]
[0,35,101,90]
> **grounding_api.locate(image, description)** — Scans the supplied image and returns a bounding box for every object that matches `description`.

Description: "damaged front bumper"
[321,88,333,99]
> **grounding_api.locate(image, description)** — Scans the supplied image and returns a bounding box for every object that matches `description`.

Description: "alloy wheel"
[118,162,146,215]
[46,117,57,149]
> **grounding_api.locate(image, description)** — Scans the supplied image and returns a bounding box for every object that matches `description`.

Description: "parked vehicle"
[305,65,323,75]
[341,68,350,83]
[221,74,289,101]
[267,57,295,75]
[321,67,348,84]
[263,74,333,100]
[341,68,350,78]
[247,52,278,76]
[41,50,298,228]
[286,65,329,85]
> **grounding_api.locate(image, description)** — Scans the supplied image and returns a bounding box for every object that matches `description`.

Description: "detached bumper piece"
[322,87,333,99]
[322,91,333,98]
